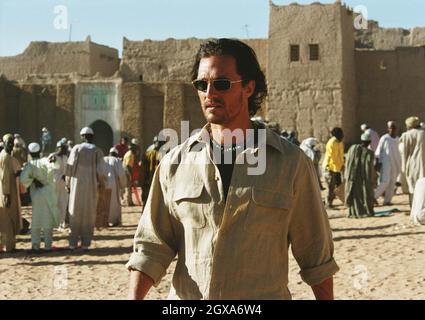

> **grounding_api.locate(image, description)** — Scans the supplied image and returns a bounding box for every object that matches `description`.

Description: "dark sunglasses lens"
[213,80,231,91]
[193,80,208,91]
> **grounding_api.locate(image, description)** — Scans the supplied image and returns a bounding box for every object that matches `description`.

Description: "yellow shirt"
[123,150,135,168]
[323,136,344,173]
[126,124,339,299]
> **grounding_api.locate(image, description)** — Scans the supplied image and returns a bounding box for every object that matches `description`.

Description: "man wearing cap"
[65,127,106,251]
[374,121,401,205]
[20,142,59,252]
[123,138,142,206]
[360,123,380,152]
[344,132,375,218]
[49,140,69,229]
[399,116,425,206]
[102,147,127,227]
[0,134,21,252]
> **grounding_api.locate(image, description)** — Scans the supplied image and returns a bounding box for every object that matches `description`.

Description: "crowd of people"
[307,118,425,223]
[256,116,425,224]
[255,117,424,225]
[0,126,165,253]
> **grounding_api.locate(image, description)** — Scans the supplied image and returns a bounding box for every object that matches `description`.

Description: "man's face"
[195,55,254,128]
[5,137,14,153]
[388,125,397,137]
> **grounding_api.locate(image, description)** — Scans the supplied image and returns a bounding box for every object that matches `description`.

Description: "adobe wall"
[267,2,352,144]
[120,37,268,83]
[0,78,20,134]
[355,21,425,50]
[1,75,203,153]
[355,46,425,136]
[340,3,358,145]
[0,79,6,131]
[121,81,203,152]
[88,42,121,77]
[0,80,75,145]
[0,38,119,81]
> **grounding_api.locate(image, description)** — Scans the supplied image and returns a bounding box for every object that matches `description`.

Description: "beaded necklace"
[210,138,245,153]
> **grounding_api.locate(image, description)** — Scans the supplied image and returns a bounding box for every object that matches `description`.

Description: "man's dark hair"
[191,38,267,117]
[331,127,344,140]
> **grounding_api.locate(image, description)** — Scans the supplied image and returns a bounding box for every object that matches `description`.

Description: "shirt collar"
[187,122,284,154]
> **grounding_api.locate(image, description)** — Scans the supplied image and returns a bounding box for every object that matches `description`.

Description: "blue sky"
[0,0,424,57]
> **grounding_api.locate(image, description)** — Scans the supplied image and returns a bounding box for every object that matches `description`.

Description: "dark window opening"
[290,45,300,62]
[309,44,319,61]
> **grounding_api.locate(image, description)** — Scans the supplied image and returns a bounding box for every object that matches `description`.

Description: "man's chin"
[204,111,225,124]
[206,115,226,125]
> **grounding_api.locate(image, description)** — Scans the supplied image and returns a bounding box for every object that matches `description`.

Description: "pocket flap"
[173,183,204,202]
[252,188,293,210]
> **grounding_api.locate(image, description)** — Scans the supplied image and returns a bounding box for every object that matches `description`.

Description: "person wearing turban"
[344,132,376,218]
[399,116,425,206]
[405,116,420,130]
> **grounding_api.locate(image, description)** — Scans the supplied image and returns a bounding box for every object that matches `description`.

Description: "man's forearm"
[128,269,154,300]
[311,277,334,300]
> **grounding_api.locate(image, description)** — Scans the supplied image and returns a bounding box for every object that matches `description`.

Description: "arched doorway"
[90,120,113,155]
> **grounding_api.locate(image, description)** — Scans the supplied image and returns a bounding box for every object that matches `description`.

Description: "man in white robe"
[104,147,127,226]
[65,127,106,251]
[400,116,425,206]
[374,121,401,205]
[50,141,69,229]
[20,143,59,251]
[411,177,425,225]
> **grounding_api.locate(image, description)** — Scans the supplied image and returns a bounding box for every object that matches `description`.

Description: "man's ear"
[244,80,256,99]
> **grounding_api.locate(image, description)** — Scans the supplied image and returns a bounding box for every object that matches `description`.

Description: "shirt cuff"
[299,258,339,286]
[125,252,167,287]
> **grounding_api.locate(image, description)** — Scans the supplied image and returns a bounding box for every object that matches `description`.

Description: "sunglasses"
[192,79,244,92]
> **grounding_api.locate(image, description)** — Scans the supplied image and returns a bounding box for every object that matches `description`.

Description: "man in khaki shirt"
[127,38,339,300]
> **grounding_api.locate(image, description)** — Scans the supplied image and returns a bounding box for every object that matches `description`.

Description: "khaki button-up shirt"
[126,124,339,299]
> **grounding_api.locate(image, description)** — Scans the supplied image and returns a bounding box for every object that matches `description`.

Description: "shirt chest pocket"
[172,183,207,229]
[245,187,293,236]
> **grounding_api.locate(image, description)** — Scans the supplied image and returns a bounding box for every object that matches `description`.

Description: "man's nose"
[205,81,218,98]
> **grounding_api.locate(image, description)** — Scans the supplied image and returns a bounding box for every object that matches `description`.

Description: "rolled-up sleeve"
[288,154,339,286]
[125,163,178,286]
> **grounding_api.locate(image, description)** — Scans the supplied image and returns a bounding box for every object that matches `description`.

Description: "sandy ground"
[1,192,424,300]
